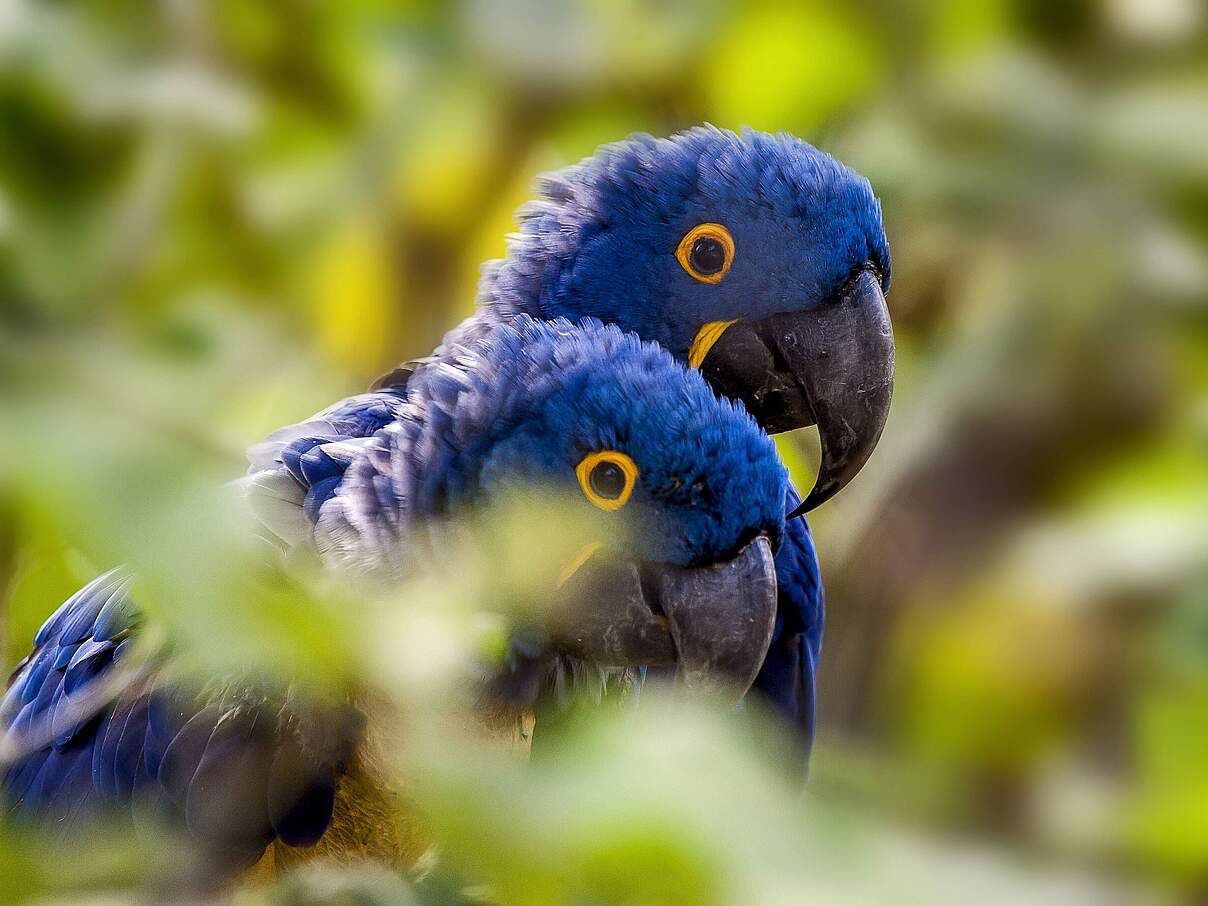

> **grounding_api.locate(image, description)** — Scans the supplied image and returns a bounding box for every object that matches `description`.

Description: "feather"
[185,710,274,850]
[157,706,222,806]
[242,471,311,545]
[267,732,336,848]
[111,697,151,799]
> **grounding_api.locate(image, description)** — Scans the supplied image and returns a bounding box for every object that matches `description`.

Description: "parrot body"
[378,126,891,745]
[2,317,788,876]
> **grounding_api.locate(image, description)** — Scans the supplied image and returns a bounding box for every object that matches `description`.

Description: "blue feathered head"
[473,126,895,512]
[484,125,889,359]
[466,317,787,567]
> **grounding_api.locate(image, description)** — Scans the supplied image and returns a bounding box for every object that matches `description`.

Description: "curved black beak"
[550,536,777,700]
[698,264,894,514]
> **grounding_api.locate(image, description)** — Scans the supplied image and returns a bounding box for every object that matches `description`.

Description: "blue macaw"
[2,317,789,871]
[375,126,894,748]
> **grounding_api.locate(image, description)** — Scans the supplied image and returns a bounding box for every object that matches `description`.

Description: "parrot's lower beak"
[550,536,777,700]
[696,263,895,513]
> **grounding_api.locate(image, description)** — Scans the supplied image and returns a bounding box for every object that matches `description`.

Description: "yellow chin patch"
[556,541,604,589]
[688,319,738,370]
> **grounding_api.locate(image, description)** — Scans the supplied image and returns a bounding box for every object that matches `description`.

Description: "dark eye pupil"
[589,462,626,499]
[690,237,726,275]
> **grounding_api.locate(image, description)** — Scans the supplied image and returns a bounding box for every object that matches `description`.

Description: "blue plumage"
[3,126,888,866]
[389,127,890,750]
[755,484,824,741]
[3,316,788,866]
[434,126,889,357]
[0,570,352,868]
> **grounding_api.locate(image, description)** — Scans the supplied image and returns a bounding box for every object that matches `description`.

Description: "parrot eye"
[591,462,626,497]
[676,223,735,284]
[576,450,638,511]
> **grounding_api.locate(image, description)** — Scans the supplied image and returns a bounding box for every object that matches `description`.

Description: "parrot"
[371,125,895,748]
[1,316,789,875]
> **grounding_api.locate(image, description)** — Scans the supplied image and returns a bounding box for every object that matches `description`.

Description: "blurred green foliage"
[1,0,1207,902]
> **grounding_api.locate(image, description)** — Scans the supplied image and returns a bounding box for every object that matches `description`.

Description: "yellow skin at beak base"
[688,320,737,370]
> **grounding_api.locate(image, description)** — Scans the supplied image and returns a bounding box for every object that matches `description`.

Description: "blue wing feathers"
[92,582,136,642]
[64,639,115,691]
[2,573,350,864]
[752,483,825,757]
[5,748,43,805]
[304,476,342,522]
[158,707,222,807]
[111,699,150,798]
[52,642,81,671]
[186,711,273,846]
[142,691,178,780]
[58,577,115,646]
[268,734,337,848]
[94,707,126,799]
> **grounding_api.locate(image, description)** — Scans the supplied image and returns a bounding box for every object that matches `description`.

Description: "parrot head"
[461,317,788,694]
[472,319,787,567]
[482,126,895,513]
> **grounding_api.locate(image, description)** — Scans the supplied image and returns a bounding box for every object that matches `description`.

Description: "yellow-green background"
[1,0,1206,902]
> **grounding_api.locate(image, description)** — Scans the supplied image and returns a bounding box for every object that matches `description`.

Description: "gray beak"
[698,264,895,514]
[551,536,778,700]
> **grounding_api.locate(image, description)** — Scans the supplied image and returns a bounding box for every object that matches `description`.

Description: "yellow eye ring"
[676,223,735,284]
[576,451,638,511]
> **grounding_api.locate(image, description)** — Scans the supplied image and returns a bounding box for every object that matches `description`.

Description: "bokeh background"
[1,0,1206,903]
